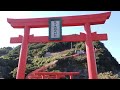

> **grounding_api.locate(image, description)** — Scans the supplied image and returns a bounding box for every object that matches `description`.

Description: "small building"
[75,50,85,55]
[44,52,52,57]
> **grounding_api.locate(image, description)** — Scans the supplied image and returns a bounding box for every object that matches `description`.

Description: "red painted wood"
[7,12,111,28]
[16,26,30,79]
[84,23,98,79]
[35,72,80,75]
[28,75,64,79]
[70,75,72,79]
[27,72,79,79]
[10,32,107,43]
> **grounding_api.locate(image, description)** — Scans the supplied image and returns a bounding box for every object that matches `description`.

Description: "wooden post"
[16,26,30,79]
[84,23,98,79]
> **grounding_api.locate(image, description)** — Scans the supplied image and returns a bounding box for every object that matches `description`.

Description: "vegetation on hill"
[0,41,120,79]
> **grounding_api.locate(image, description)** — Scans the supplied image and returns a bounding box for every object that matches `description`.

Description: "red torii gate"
[7,12,111,79]
[27,72,80,79]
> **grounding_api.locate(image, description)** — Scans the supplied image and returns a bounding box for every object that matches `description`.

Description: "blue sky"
[0,11,120,63]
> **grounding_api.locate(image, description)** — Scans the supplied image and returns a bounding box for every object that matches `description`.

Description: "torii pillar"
[7,12,111,79]
[84,23,97,79]
[16,26,30,78]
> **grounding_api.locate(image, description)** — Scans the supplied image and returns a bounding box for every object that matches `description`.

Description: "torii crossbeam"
[7,12,111,79]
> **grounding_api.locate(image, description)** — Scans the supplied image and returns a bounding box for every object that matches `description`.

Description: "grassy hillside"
[0,41,120,79]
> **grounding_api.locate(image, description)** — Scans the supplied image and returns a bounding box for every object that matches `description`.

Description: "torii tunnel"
[7,12,111,79]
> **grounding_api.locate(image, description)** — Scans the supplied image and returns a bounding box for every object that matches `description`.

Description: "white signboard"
[49,18,62,40]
